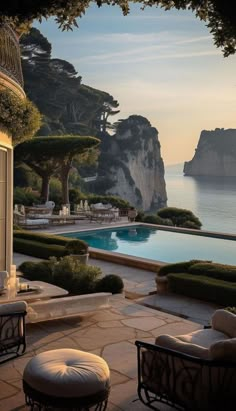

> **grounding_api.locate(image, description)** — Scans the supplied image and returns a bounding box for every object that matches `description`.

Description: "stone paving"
[0,295,200,411]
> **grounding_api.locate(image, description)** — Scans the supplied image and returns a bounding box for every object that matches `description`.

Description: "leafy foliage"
[157,207,202,229]
[20,28,119,136]
[65,239,88,255]
[168,273,236,306]
[13,187,40,205]
[158,260,210,277]
[13,230,89,259]
[52,256,102,294]
[19,255,124,295]
[19,261,53,282]
[96,274,124,294]
[14,135,100,202]
[0,89,41,145]
[190,262,236,283]
[0,2,235,56]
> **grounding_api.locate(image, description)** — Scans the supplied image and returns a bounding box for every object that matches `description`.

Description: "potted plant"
[65,239,89,265]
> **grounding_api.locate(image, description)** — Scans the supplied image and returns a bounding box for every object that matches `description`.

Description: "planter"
[71,253,89,265]
[155,275,168,293]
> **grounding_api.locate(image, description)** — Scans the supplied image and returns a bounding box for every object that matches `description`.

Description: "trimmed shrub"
[135,211,145,222]
[13,231,88,259]
[19,261,53,282]
[18,261,37,277]
[14,230,72,246]
[181,220,200,229]
[52,256,102,295]
[190,262,236,283]
[18,255,124,296]
[168,273,236,306]
[65,239,88,255]
[96,274,124,294]
[142,215,164,225]
[157,207,202,229]
[158,260,206,277]
[13,238,65,259]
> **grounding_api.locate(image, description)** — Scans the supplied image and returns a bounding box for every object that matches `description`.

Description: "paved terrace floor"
[0,295,201,411]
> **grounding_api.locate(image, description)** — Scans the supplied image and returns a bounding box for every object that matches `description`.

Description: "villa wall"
[0,24,25,274]
[0,130,13,273]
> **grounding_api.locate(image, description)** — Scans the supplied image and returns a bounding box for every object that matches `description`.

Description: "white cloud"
[73,48,220,65]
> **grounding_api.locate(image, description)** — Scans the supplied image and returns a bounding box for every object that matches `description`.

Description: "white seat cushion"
[210,338,236,362]
[0,301,27,315]
[23,349,110,398]
[25,219,49,225]
[212,309,236,338]
[176,329,228,349]
[155,334,209,359]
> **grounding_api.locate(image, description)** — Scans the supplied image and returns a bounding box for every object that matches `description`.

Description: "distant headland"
[184,128,236,177]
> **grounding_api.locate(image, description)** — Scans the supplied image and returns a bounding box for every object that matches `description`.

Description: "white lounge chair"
[13,211,49,229]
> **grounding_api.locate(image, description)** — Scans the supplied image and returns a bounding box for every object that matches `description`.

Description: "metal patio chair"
[0,301,27,364]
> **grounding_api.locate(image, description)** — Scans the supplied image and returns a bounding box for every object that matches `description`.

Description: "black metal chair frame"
[135,340,236,411]
[23,380,110,411]
[0,310,27,364]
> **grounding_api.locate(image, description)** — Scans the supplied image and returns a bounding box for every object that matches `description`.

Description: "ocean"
[165,164,236,235]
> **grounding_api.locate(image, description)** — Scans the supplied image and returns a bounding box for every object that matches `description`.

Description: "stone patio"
[0,295,200,411]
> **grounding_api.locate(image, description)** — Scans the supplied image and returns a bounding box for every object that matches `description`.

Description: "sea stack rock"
[99,115,167,211]
[184,128,236,176]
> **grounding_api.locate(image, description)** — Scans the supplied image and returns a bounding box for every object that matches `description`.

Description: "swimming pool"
[62,225,236,264]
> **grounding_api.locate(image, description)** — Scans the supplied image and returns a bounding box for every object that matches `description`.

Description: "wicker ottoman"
[23,349,110,410]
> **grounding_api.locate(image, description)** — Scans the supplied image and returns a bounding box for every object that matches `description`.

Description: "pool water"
[62,225,236,264]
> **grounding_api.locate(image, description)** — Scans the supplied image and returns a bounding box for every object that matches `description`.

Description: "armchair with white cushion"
[136,309,236,411]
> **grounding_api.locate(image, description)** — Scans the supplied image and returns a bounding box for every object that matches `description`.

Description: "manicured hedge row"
[14,230,74,246]
[13,230,88,259]
[158,260,206,277]
[13,238,65,259]
[168,273,236,306]
[190,262,236,283]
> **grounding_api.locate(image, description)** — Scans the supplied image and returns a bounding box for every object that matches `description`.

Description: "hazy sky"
[35,3,236,165]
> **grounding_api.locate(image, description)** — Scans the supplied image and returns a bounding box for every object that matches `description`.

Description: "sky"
[35,3,236,165]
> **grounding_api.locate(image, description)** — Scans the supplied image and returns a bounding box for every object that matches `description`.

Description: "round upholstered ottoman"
[23,349,110,410]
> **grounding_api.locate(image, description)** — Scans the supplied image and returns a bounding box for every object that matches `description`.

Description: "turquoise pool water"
[62,225,236,264]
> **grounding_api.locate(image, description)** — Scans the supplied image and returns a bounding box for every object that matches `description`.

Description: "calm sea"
[165,164,236,235]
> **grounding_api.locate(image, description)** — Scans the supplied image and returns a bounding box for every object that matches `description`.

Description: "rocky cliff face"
[97,115,167,211]
[184,128,236,177]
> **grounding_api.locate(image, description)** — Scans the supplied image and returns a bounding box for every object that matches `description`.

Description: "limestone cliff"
[184,128,236,177]
[95,115,167,211]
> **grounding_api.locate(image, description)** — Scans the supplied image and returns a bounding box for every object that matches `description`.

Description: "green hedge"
[157,207,202,229]
[13,230,88,258]
[14,230,73,246]
[158,260,207,277]
[19,257,124,295]
[13,238,65,259]
[95,274,124,294]
[19,261,53,282]
[190,262,236,283]
[168,273,236,306]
